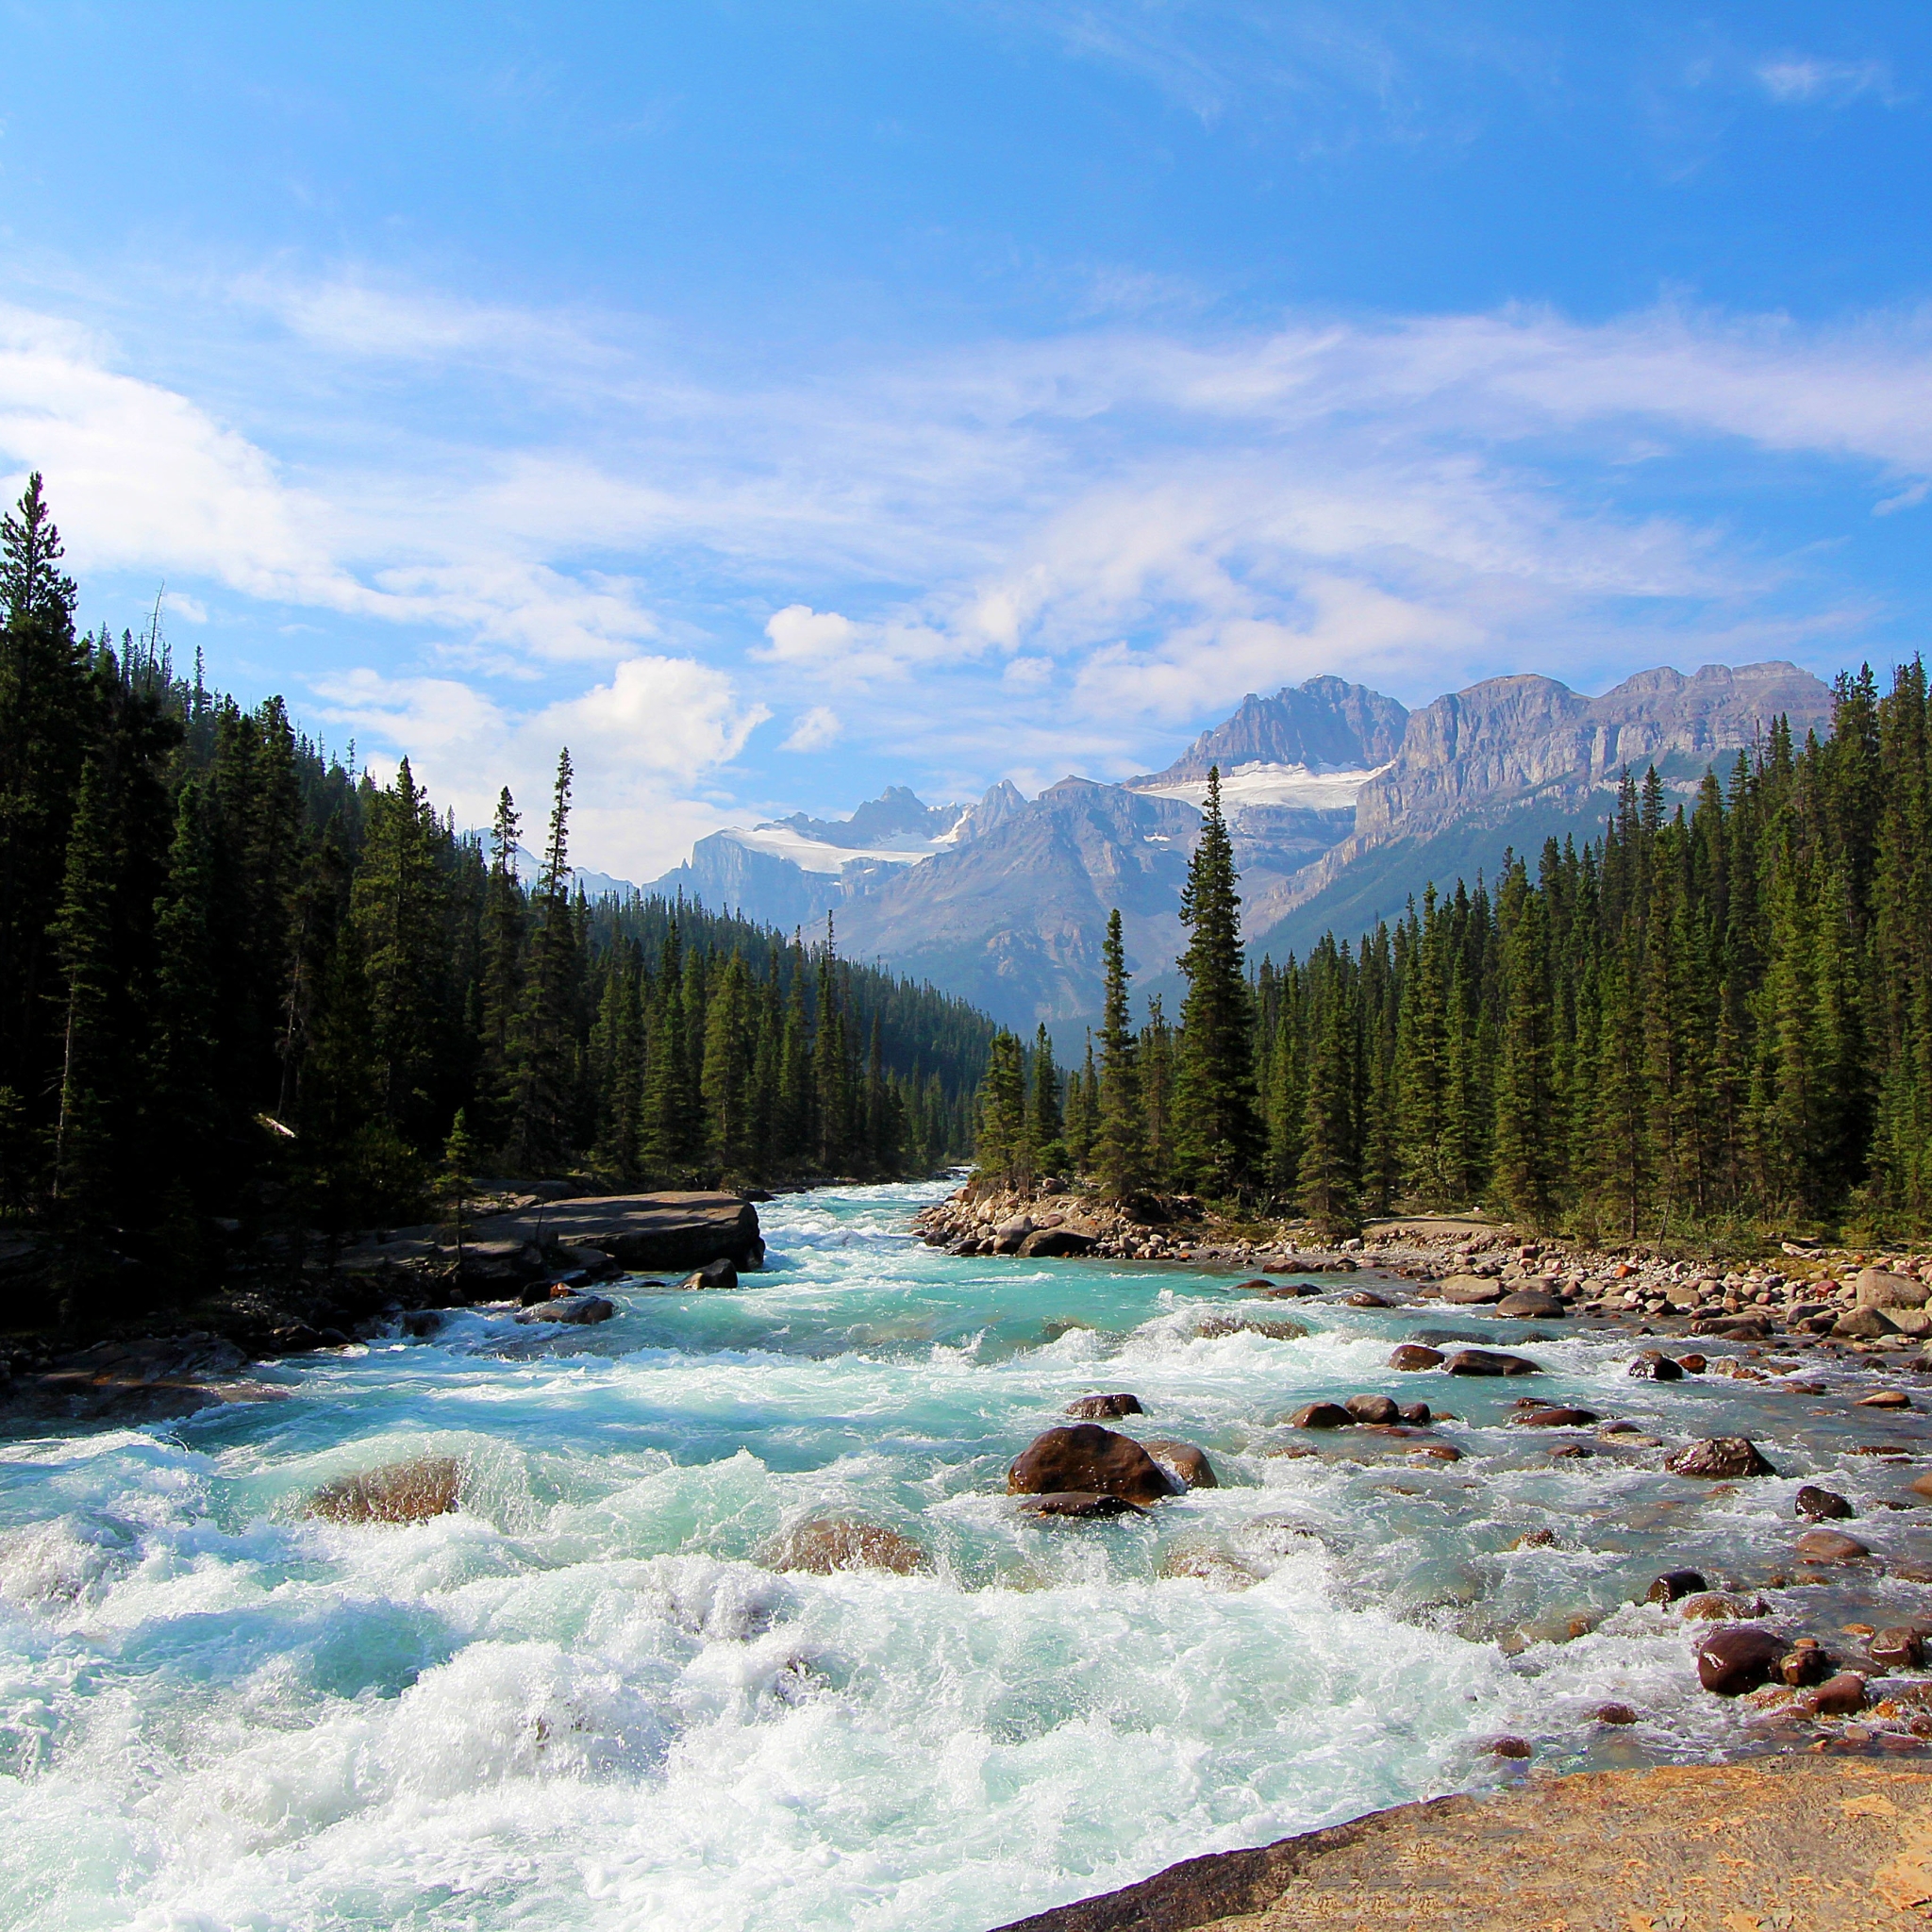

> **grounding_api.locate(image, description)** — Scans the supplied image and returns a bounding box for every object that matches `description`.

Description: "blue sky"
[3,2,1929,879]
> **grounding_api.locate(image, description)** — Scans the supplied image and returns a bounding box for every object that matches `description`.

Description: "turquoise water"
[1,1180,1927,1931]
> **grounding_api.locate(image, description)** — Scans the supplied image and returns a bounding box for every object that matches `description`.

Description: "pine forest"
[0,480,990,1308]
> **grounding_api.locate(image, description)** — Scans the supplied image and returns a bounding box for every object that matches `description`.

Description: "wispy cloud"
[1755,55,1902,108]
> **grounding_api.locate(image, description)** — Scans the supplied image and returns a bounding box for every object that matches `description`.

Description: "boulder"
[1857,1389,1913,1409]
[458,1190,763,1272]
[994,1214,1035,1242]
[679,1257,740,1291]
[1833,1307,1894,1340]
[1016,1491,1146,1519]
[9,1333,277,1424]
[1797,1672,1869,1717]
[1628,1351,1684,1381]
[1646,1569,1707,1605]
[1665,1437,1775,1479]
[1439,1274,1504,1305]
[1775,1639,1835,1687]
[1007,1424,1176,1505]
[766,1517,928,1574]
[1793,1527,1870,1564]
[308,1456,462,1525]
[1795,1485,1854,1521]
[1857,1267,1930,1309]
[1194,1314,1307,1341]
[1911,1471,1932,1500]
[1678,1591,1772,1621]
[514,1292,615,1324]
[1510,1407,1600,1427]
[1344,1291,1391,1308]
[1391,1344,1445,1371]
[1489,1737,1532,1759]
[1869,1626,1927,1670]
[1495,1291,1564,1319]
[1399,1402,1432,1424]
[1677,1355,1707,1374]
[1065,1392,1143,1419]
[1444,1348,1541,1377]
[1141,1439,1219,1490]
[1233,1279,1276,1292]
[1019,1226,1099,1258]
[1289,1402,1356,1429]
[1592,1703,1640,1725]
[1344,1394,1400,1424]
[1695,1625,1785,1696]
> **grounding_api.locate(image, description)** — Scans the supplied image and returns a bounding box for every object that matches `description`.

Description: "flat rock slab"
[991,1757,1932,1931]
[1,1334,287,1424]
[462,1191,763,1271]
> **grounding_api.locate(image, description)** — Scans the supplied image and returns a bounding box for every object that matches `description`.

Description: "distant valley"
[633,661,1834,1032]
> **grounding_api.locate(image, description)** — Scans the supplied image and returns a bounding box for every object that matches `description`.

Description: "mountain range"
[638,660,1835,1032]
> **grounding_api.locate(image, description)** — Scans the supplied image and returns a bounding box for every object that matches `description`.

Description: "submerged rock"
[1646,1569,1707,1605]
[1695,1625,1785,1696]
[765,1517,928,1574]
[1193,1313,1307,1341]
[1592,1703,1640,1725]
[1510,1407,1599,1427]
[1793,1527,1870,1564]
[308,1456,463,1525]
[1665,1437,1775,1479]
[1007,1424,1175,1504]
[1289,1402,1355,1430]
[1678,1591,1772,1621]
[514,1292,615,1324]
[1796,1485,1855,1521]
[1141,1439,1219,1489]
[1444,1348,1541,1377]
[1065,1392,1143,1419]
[1628,1350,1684,1381]
[1016,1491,1146,1519]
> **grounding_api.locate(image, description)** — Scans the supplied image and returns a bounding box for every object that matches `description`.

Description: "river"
[1,1179,1926,1930]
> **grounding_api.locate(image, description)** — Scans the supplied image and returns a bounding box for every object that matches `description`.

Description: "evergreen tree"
[975,1031,1028,1177]
[1094,909,1148,1197]
[507,750,577,1173]
[1029,1023,1068,1172]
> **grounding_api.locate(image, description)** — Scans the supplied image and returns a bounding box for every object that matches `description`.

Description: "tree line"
[0,478,988,1301]
[977,665,1932,1240]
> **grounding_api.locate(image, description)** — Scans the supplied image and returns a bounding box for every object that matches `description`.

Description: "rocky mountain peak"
[1134,675,1408,787]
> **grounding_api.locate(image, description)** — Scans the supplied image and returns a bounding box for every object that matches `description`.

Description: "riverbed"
[0,1179,1926,1931]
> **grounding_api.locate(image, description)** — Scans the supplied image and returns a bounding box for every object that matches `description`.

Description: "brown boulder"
[1510,1407,1599,1427]
[1016,1491,1146,1519]
[1440,1274,1504,1305]
[1344,1393,1400,1424]
[1857,1267,1929,1309]
[1775,1639,1834,1687]
[1007,1424,1175,1504]
[1399,1402,1432,1424]
[1665,1437,1775,1479]
[1444,1348,1541,1377]
[1195,1314,1307,1341]
[1489,1737,1532,1759]
[1677,1591,1771,1621]
[1066,1392,1143,1419]
[1794,1527,1870,1564]
[1289,1402,1356,1429]
[1857,1389,1913,1409]
[1627,1351,1683,1381]
[1795,1485,1854,1521]
[1391,1344,1445,1371]
[1695,1625,1785,1695]
[1645,1569,1707,1605]
[1592,1703,1639,1725]
[308,1456,462,1525]
[766,1517,928,1574]
[1019,1226,1098,1258]
[1141,1439,1219,1489]
[1345,1291,1392,1308]
[1869,1626,1926,1670]
[1495,1291,1564,1318]
[1797,1671,1868,1717]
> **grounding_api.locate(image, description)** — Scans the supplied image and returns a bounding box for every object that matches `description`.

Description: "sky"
[2,2,1930,883]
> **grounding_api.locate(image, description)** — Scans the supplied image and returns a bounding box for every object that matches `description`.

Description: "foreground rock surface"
[1008,1424,1175,1504]
[308,1456,463,1525]
[990,1758,1932,1932]
[464,1191,764,1272]
[0,1334,287,1424]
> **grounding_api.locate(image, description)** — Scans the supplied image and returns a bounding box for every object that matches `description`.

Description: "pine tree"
[47,758,119,1228]
[1064,1037,1098,1170]
[700,951,757,1174]
[1173,767,1260,1195]
[1029,1023,1068,1172]
[1094,908,1147,1197]
[1297,958,1357,1233]
[975,1031,1027,1177]
[507,750,577,1173]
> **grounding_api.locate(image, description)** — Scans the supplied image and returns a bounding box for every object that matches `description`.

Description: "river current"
[1,1179,1927,1931]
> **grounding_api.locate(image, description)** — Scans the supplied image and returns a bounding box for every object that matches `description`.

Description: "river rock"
[1391,1344,1445,1371]
[1399,1402,1432,1424]
[1511,1407,1600,1427]
[1834,1308,1894,1339]
[1774,1638,1834,1687]
[1345,1291,1391,1308]
[1677,1354,1707,1374]
[1141,1439,1219,1489]
[1695,1625,1785,1695]
[1290,1402,1355,1429]
[1016,1491,1146,1519]
[1646,1569,1707,1604]
[1007,1424,1176,1504]
[1628,1350,1683,1381]
[679,1257,739,1291]
[1344,1394,1400,1424]
[1797,1671,1868,1716]
[1794,1527,1870,1564]
[1857,1389,1913,1409]
[1910,1471,1932,1500]
[1857,1267,1930,1309]
[1795,1485,1854,1520]
[1678,1591,1771,1620]
[1869,1625,1927,1669]
[1495,1290,1564,1319]
[1665,1437,1775,1479]
[1489,1736,1532,1758]
[1066,1392,1144,1419]
[462,1190,764,1271]
[1592,1703,1640,1725]
[1019,1226,1098,1258]
[1440,1274,1504,1305]
[308,1456,462,1525]
[766,1517,928,1574]
[1444,1348,1541,1377]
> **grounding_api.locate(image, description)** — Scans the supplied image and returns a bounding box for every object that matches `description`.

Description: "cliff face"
[1133,675,1408,785]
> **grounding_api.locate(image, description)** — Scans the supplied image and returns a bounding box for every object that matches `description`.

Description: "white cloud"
[1755,56,1899,107]
[782,705,843,751]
